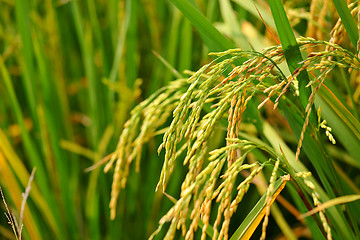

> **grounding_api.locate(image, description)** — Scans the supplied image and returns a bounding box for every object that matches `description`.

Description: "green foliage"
[0,0,206,239]
[1,0,360,240]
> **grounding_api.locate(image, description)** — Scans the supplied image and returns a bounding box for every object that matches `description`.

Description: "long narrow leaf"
[301,195,360,218]
[332,0,359,54]
[267,4,359,238]
[268,0,312,113]
[230,176,289,240]
[317,85,360,165]
[169,0,235,52]
[0,130,61,237]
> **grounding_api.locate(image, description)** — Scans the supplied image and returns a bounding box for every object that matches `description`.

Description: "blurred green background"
[1,0,360,239]
[0,1,216,239]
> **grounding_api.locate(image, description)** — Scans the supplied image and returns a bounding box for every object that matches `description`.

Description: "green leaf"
[332,0,359,54]
[301,194,360,218]
[316,85,360,165]
[169,0,235,52]
[230,176,289,240]
[233,0,276,30]
[268,0,312,113]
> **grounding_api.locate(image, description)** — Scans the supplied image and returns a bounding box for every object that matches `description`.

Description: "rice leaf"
[230,176,289,240]
[331,0,359,54]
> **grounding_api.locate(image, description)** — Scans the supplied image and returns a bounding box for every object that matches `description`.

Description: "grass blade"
[331,0,359,54]
[219,0,250,49]
[301,194,360,218]
[317,85,360,165]
[169,0,235,52]
[14,0,37,120]
[233,0,276,30]
[0,57,51,203]
[0,153,41,240]
[230,176,289,240]
[268,0,312,113]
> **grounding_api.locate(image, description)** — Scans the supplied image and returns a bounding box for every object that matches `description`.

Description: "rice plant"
[1,0,360,240]
[106,0,360,239]
[0,0,204,239]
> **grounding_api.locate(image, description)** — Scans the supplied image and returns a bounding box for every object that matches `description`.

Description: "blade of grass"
[152,50,183,79]
[338,67,360,119]
[124,0,138,89]
[233,0,276,30]
[269,0,356,237]
[280,102,356,239]
[171,0,263,132]
[87,0,110,75]
[0,57,51,206]
[107,0,119,48]
[0,151,41,240]
[0,225,14,240]
[331,0,359,54]
[219,0,251,49]
[71,0,103,146]
[267,2,359,238]
[14,0,38,120]
[268,0,312,115]
[261,121,356,238]
[108,0,128,108]
[178,18,193,71]
[317,84,360,164]
[230,176,289,240]
[0,129,61,238]
[71,2,105,238]
[168,2,359,238]
[33,26,82,238]
[161,6,182,85]
[169,0,235,52]
[286,183,327,240]
[248,160,297,240]
[316,86,360,236]
[242,104,357,239]
[244,141,327,239]
[301,195,360,218]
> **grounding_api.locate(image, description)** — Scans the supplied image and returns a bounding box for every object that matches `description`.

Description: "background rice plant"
[0,0,207,239]
[1,0,360,240]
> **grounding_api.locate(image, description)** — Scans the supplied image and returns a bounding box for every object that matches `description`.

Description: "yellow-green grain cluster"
[107,35,359,238]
